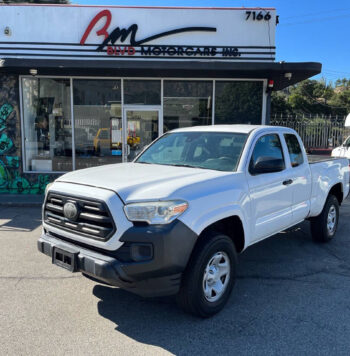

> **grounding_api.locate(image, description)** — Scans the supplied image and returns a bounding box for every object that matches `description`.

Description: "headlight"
[45,182,53,196]
[124,200,188,225]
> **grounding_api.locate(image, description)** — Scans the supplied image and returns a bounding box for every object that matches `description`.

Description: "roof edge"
[0,4,276,10]
[0,58,321,91]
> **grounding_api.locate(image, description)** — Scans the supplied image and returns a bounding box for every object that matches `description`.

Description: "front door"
[123,108,161,162]
[246,133,293,241]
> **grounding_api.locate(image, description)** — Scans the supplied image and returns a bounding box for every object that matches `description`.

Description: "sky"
[75,0,350,83]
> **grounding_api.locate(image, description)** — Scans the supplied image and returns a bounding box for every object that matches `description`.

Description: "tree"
[329,90,350,115]
[271,92,292,117]
[335,78,350,89]
[272,78,349,117]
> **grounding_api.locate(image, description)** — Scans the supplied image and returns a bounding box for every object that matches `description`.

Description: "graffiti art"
[0,103,13,132]
[0,76,55,194]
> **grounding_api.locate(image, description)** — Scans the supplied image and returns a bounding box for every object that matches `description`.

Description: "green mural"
[0,132,14,154]
[0,159,10,189]
[0,87,53,194]
[0,103,13,131]
[0,155,50,194]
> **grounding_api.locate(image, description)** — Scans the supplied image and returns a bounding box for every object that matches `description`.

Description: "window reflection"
[215,81,263,125]
[22,78,72,171]
[73,80,122,170]
[163,81,212,132]
[124,80,161,105]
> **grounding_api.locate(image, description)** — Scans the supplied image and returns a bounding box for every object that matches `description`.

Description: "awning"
[0,58,321,91]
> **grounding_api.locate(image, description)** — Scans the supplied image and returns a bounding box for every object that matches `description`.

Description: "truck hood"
[56,163,231,203]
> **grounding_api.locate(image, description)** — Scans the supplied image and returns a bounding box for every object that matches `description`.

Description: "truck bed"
[307,155,339,164]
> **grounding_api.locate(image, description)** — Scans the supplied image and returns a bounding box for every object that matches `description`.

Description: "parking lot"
[1,199,350,355]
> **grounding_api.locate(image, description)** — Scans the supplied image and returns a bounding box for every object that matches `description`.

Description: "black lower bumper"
[38,220,198,297]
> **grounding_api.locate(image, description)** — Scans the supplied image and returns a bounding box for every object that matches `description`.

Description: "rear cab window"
[284,134,304,167]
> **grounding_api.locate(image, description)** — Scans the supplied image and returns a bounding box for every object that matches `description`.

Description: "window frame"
[248,133,286,176]
[19,75,266,173]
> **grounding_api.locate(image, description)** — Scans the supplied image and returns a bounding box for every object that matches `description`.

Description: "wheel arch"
[194,215,246,254]
[328,182,343,206]
[309,181,344,218]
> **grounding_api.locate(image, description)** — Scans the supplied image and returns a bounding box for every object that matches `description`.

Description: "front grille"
[44,192,116,241]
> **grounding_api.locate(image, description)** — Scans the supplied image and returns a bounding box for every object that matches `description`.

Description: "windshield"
[135,131,248,172]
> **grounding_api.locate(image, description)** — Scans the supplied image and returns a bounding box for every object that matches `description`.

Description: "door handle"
[283,179,293,185]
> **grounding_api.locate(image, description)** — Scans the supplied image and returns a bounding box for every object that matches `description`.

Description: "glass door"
[123,108,160,162]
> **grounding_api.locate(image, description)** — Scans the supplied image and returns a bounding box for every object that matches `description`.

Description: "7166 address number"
[246,11,271,21]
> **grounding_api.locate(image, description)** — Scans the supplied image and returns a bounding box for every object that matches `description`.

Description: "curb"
[0,195,44,207]
[0,202,43,207]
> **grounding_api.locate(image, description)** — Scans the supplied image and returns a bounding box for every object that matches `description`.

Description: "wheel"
[310,194,339,243]
[177,232,237,318]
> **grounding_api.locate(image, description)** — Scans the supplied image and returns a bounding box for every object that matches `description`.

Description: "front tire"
[310,194,339,243]
[177,232,237,318]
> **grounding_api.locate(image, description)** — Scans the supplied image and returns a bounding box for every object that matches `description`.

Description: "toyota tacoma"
[38,125,350,317]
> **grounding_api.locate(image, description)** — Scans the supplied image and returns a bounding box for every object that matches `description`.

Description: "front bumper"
[38,220,198,297]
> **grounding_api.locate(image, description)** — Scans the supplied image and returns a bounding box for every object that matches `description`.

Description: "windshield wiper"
[137,162,204,169]
[171,164,200,169]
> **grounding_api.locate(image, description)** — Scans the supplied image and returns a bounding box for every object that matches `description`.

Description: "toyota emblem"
[63,202,78,220]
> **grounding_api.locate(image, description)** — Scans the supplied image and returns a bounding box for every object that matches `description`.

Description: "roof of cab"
[171,124,270,134]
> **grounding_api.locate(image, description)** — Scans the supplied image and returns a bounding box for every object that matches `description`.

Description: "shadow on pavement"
[92,200,350,355]
[89,201,350,354]
[0,207,42,232]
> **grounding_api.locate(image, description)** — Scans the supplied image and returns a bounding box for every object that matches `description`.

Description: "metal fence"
[270,115,350,149]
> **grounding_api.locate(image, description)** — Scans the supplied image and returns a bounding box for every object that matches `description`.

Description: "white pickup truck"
[38,125,349,317]
[332,135,350,160]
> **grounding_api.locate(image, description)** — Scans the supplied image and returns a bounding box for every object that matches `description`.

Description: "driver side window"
[249,134,285,175]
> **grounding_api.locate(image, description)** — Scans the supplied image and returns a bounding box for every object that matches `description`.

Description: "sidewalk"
[0,194,44,207]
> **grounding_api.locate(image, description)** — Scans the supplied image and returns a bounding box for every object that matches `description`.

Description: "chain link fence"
[271,114,350,150]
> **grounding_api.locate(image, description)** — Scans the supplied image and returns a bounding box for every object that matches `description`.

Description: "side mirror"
[251,156,285,175]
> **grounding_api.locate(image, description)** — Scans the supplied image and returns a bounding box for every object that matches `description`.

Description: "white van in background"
[332,135,350,159]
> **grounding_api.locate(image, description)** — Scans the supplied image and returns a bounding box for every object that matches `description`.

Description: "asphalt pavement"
[1,199,350,355]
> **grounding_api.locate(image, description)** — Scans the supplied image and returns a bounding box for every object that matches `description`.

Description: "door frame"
[245,131,293,241]
[122,105,162,162]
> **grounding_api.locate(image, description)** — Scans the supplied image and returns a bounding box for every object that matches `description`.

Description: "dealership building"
[0,4,321,194]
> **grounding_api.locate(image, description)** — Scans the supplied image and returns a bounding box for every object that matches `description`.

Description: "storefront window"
[163,81,213,132]
[73,80,122,170]
[21,77,265,173]
[124,80,161,105]
[22,78,72,172]
[215,81,263,125]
